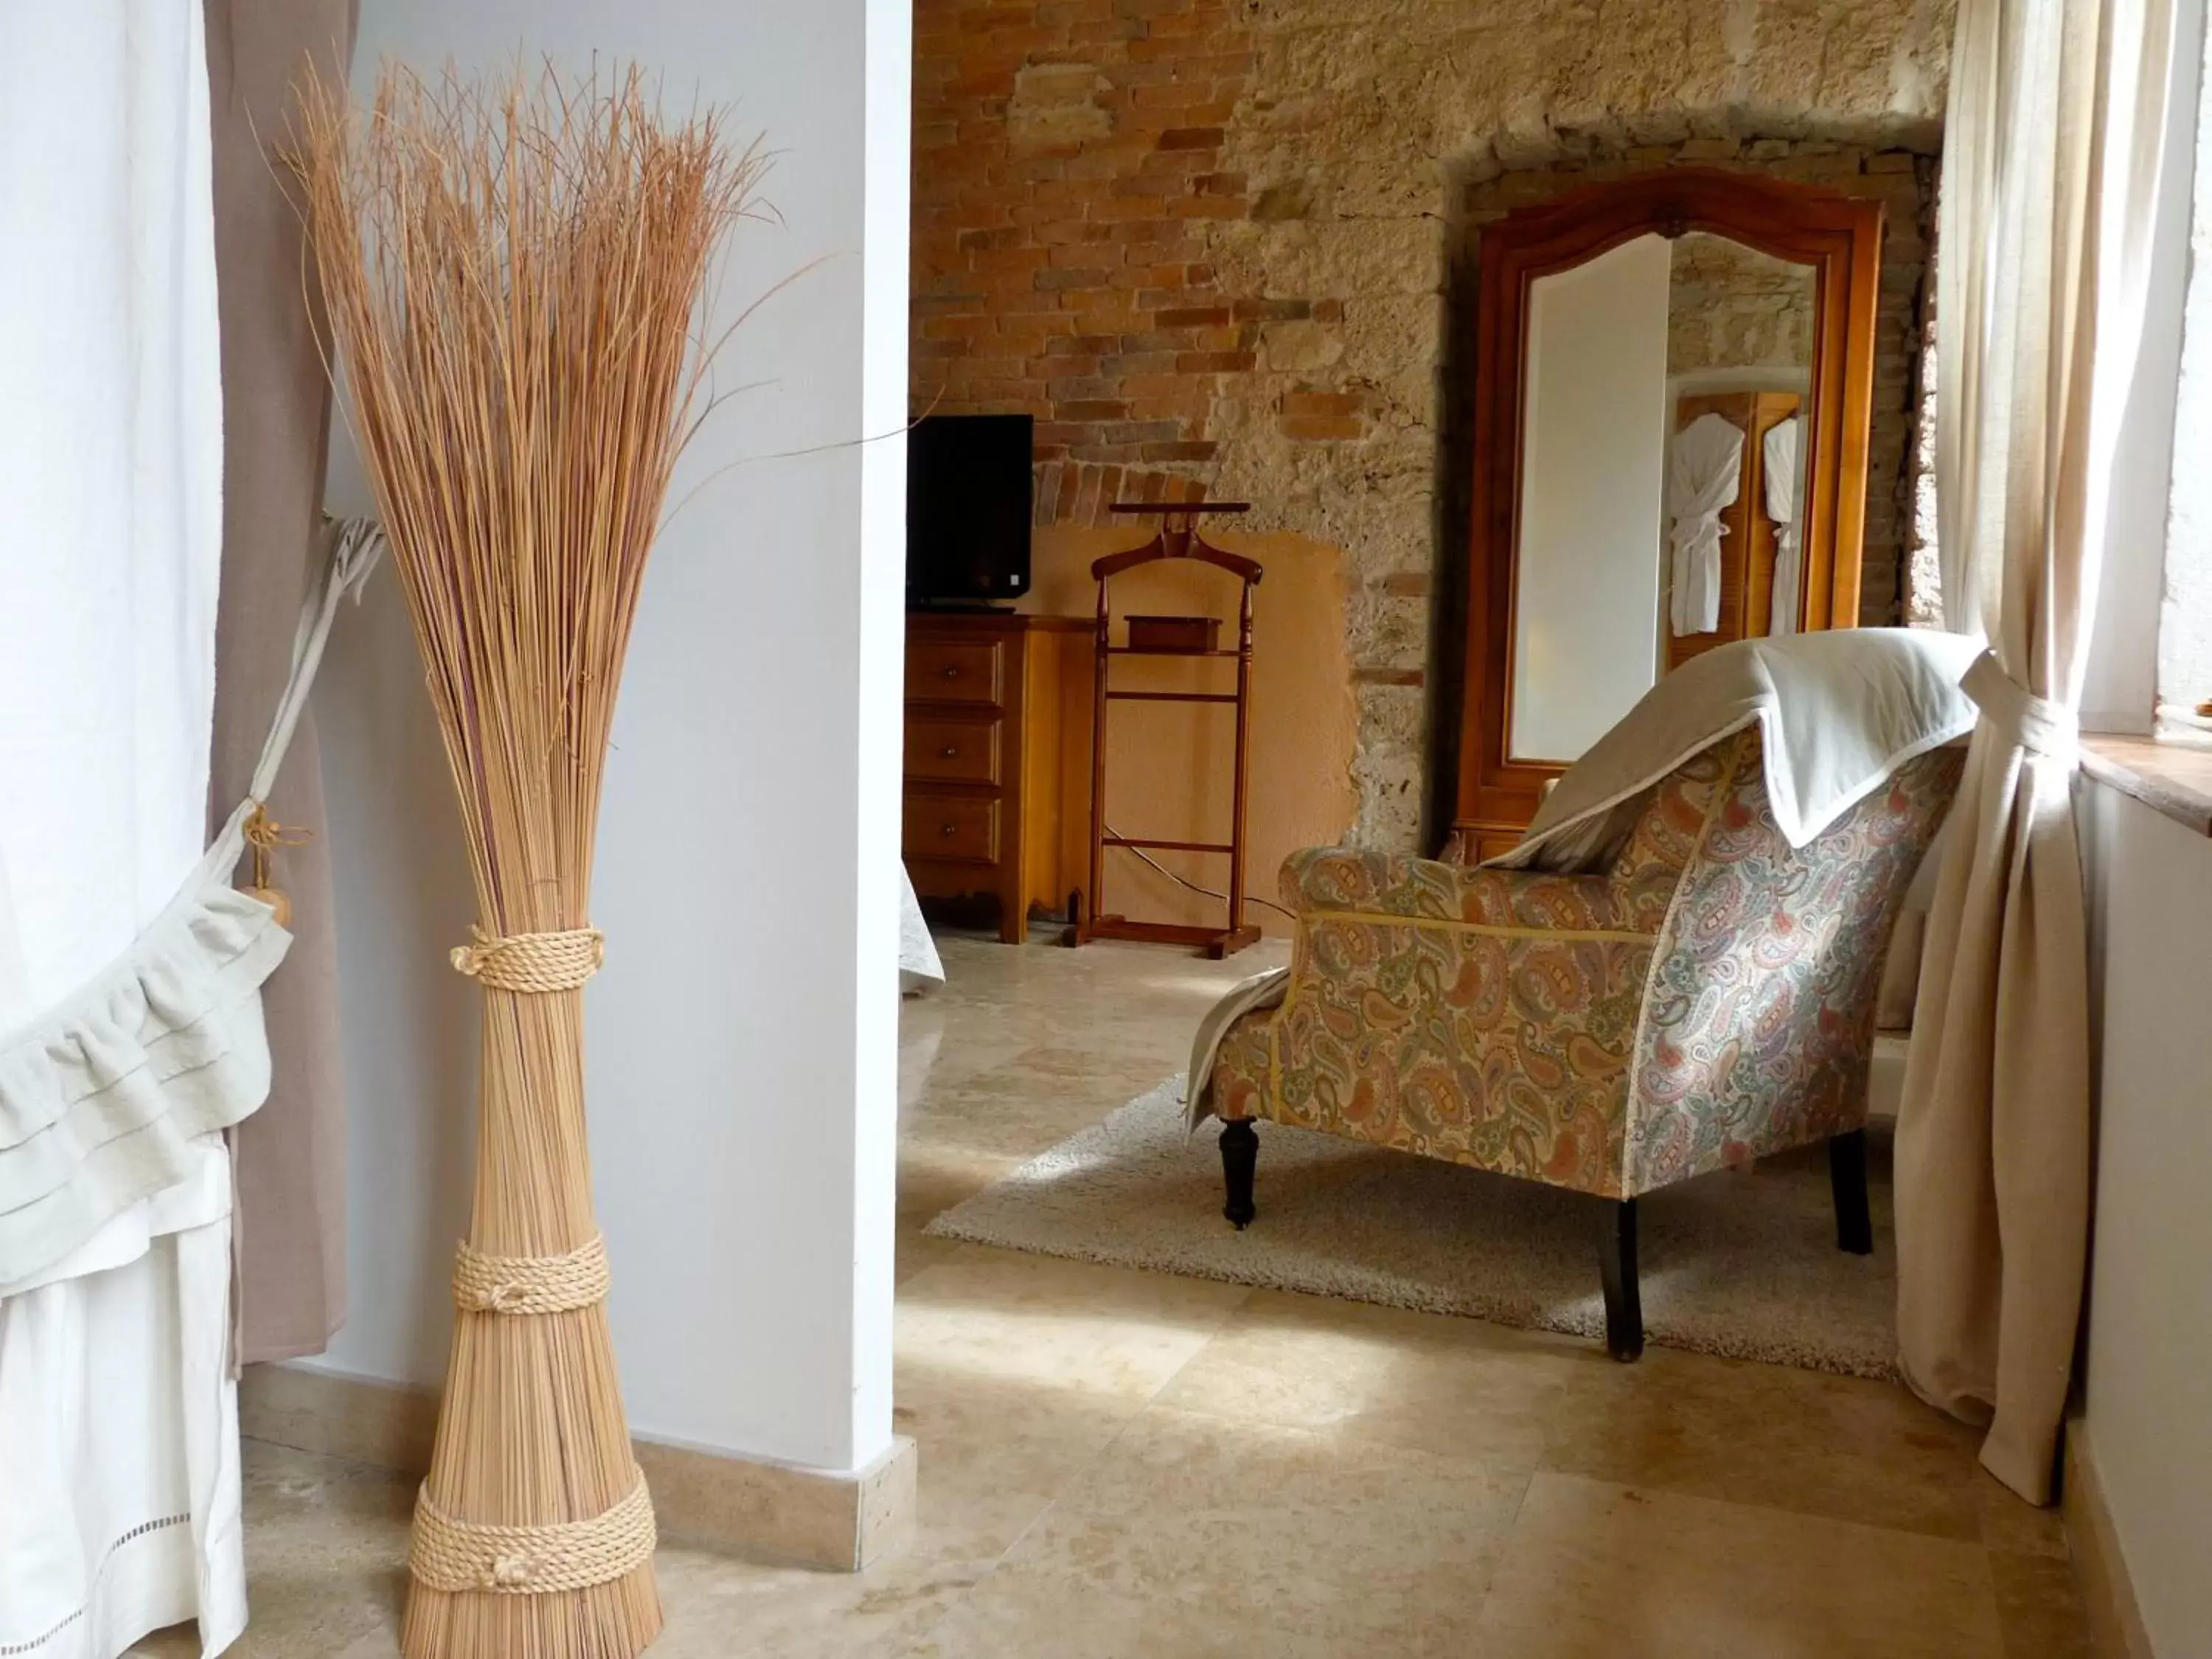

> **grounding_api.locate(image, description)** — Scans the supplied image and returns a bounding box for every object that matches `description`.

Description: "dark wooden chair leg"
[1830,1128,1874,1255]
[1220,1119,1258,1229]
[1598,1197,1644,1362]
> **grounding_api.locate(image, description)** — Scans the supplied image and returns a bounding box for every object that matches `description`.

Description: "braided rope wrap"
[448,925,605,992]
[410,1470,655,1595]
[452,1234,611,1315]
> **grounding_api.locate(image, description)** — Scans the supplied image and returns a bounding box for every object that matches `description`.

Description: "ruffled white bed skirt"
[899,865,945,995]
[0,1138,246,1659]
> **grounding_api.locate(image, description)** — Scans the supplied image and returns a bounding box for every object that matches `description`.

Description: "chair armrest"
[1281,846,1651,935]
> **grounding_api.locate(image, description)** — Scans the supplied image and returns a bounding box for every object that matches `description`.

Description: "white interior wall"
[2077,780,2212,1657]
[1512,232,1670,765]
[310,0,906,1475]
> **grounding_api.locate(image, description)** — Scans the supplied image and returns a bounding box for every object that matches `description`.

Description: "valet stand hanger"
[1071,500,1263,959]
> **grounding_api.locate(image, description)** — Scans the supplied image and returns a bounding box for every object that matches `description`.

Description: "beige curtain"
[204,0,359,1361]
[1894,0,2178,1503]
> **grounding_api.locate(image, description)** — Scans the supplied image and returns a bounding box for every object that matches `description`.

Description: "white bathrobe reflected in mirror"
[1765,415,1804,637]
[1667,411,1746,637]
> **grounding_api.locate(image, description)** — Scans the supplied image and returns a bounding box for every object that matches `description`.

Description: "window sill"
[2080,734,2212,837]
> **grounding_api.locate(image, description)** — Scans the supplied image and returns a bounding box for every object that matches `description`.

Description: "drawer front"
[905,714,1002,785]
[907,638,1005,706]
[904,793,1001,866]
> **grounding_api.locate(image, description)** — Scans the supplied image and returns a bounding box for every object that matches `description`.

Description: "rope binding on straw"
[410,1470,655,1596]
[453,1233,611,1315]
[448,925,604,992]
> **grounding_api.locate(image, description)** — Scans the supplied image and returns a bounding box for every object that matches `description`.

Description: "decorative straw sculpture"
[294,64,762,1659]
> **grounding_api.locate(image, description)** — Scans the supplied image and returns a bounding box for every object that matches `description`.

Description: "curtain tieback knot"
[1964,649,2079,762]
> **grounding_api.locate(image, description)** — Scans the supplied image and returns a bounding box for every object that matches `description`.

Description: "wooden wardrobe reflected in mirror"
[1447,168,1885,860]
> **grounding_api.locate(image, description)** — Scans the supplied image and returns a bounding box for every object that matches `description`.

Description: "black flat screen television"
[906,413,1033,606]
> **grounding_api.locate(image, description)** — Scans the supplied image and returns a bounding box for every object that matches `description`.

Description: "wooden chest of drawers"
[903,613,1093,942]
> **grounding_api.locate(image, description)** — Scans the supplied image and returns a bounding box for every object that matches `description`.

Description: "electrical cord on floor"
[1103,822,1297,920]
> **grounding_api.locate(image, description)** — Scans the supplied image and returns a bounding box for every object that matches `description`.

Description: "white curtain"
[1763,416,1803,636]
[1894,0,2179,1503]
[0,3,246,1652]
[1667,411,1745,636]
[0,8,222,1004]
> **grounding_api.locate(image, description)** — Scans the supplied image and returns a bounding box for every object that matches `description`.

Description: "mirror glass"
[1509,231,1817,765]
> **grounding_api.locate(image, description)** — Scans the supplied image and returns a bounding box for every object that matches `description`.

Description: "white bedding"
[0,1142,246,1659]
[898,866,945,994]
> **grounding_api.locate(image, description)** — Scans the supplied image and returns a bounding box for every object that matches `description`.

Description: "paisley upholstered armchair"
[1204,725,1964,1360]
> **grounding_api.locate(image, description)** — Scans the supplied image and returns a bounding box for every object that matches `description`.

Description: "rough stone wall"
[911,0,1952,848]
[1906,243,1946,630]
[1666,233,1815,377]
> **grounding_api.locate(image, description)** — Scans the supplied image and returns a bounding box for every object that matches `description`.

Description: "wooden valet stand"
[1070,501,1262,959]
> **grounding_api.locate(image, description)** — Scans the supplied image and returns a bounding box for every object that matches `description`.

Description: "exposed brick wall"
[912,0,1263,521]
[911,0,1952,847]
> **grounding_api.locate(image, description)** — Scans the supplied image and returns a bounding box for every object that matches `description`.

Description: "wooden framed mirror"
[1447,168,1884,859]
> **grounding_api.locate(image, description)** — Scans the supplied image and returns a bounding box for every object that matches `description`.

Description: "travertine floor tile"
[1540,1343,1989,1540]
[919,1403,1525,1656]
[136,933,2102,1658]
[1474,1473,2005,1658]
[895,1136,1026,1231]
[893,1250,1249,1564]
[645,1543,988,1659]
[915,1588,1318,1659]
[900,1065,1157,1162]
[1155,1286,1604,1473]
[1978,1474,2073,1557]
[898,1249,1250,1397]
[894,1227,966,1286]
[1989,1548,2099,1659]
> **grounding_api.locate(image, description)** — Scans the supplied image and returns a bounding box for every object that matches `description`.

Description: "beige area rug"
[925,1077,1899,1379]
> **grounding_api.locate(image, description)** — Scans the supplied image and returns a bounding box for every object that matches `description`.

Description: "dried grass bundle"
[293,61,763,1659]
